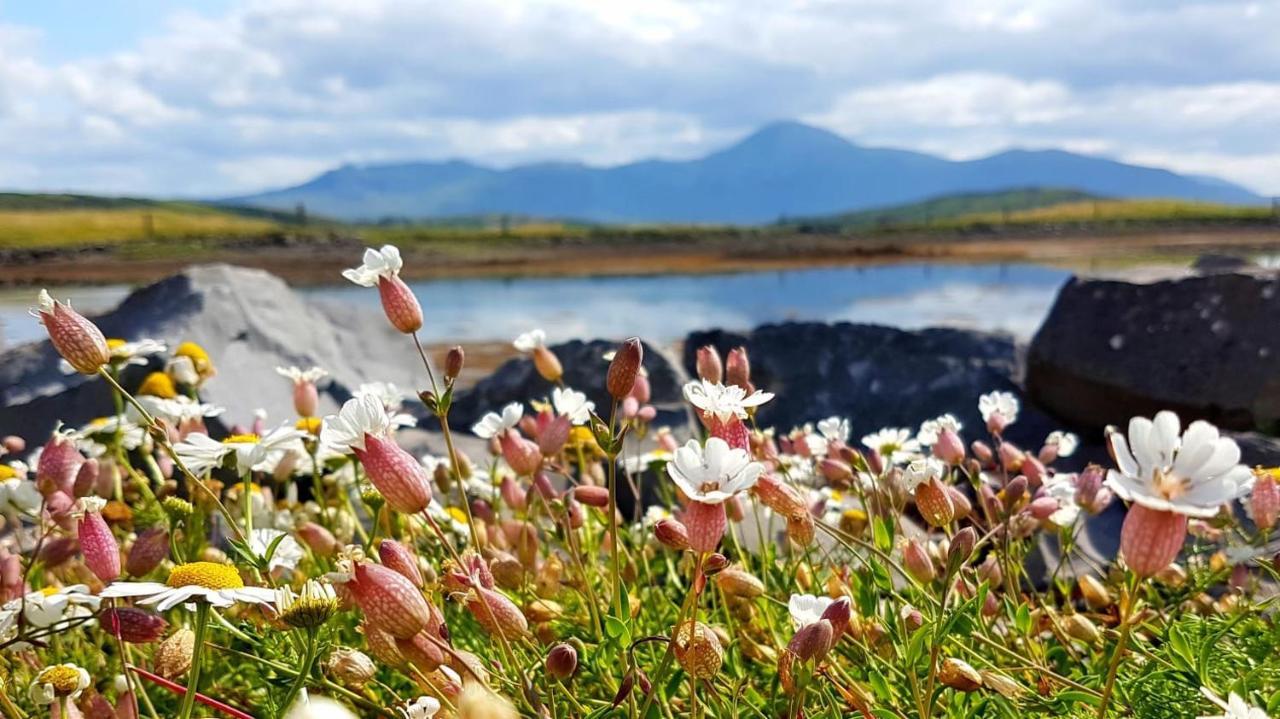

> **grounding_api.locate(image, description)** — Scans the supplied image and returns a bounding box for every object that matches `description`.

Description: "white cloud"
[0,0,1278,195]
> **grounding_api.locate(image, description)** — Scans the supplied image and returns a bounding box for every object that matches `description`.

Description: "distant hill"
[225,121,1264,224]
[780,188,1101,230]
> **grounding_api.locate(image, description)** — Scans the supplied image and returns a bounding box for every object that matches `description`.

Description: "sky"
[0,0,1277,198]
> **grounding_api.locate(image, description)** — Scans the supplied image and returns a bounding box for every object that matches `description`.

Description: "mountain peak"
[729,121,856,153]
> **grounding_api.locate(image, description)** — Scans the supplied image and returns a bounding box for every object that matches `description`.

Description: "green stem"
[1096,574,1139,718]
[278,630,319,716]
[605,398,624,618]
[178,603,211,719]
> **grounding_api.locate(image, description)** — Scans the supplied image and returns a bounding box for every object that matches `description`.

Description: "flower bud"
[915,477,955,527]
[725,347,751,390]
[102,607,168,643]
[715,567,765,598]
[1003,475,1028,511]
[607,338,643,399]
[654,518,690,551]
[466,586,529,639]
[1027,496,1060,521]
[377,275,423,334]
[703,553,730,575]
[1063,613,1101,644]
[445,346,465,382]
[35,290,111,375]
[1078,575,1112,609]
[938,657,983,692]
[1251,470,1280,532]
[786,618,834,662]
[934,428,966,465]
[818,458,854,486]
[572,485,610,509]
[499,432,542,477]
[971,441,993,465]
[752,474,807,518]
[37,432,84,497]
[297,522,338,558]
[695,345,723,383]
[77,499,120,583]
[1,436,24,454]
[530,345,563,383]
[125,526,169,577]
[903,539,936,583]
[947,485,972,521]
[73,459,99,498]
[820,597,851,636]
[946,527,977,574]
[379,540,424,589]
[545,643,578,681]
[977,555,1002,587]
[900,604,924,632]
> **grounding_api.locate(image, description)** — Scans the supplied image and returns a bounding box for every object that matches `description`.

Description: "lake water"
[0,263,1070,349]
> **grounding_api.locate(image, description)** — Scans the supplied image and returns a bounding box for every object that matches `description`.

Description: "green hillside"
[780,188,1100,231]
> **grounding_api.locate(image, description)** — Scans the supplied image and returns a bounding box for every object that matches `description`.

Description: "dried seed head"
[938,657,983,692]
[324,647,377,689]
[1077,575,1113,610]
[672,621,723,679]
[154,628,195,679]
[715,567,765,599]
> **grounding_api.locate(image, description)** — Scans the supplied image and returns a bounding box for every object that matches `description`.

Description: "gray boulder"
[1027,269,1280,432]
[684,322,1064,451]
[0,264,420,448]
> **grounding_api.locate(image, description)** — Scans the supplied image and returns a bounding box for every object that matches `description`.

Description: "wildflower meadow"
[3,243,1278,719]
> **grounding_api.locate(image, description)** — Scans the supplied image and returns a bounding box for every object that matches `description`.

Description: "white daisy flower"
[666,437,763,505]
[979,391,1019,428]
[471,402,524,439]
[100,562,276,611]
[1105,411,1253,518]
[552,387,594,425]
[73,416,147,453]
[250,528,304,572]
[135,395,226,425]
[0,473,42,515]
[1198,688,1269,719]
[682,380,774,423]
[862,428,922,466]
[1044,430,1079,458]
[174,426,306,476]
[788,593,835,628]
[917,414,963,447]
[342,245,404,287]
[29,663,90,705]
[513,329,548,353]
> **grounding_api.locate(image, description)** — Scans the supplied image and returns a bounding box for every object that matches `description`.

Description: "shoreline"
[2,224,1279,287]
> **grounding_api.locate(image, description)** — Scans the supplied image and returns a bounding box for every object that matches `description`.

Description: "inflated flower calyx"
[607,338,643,400]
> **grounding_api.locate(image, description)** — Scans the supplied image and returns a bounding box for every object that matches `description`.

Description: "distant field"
[0,206,283,248]
[950,198,1274,227]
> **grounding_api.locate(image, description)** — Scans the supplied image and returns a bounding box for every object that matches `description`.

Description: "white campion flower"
[900,456,946,492]
[861,428,921,466]
[321,394,392,454]
[400,695,442,719]
[100,562,276,611]
[342,245,404,287]
[666,437,763,505]
[174,425,305,476]
[979,391,1020,427]
[788,593,835,628]
[682,380,774,423]
[1105,411,1253,518]
[250,528,304,572]
[471,402,523,439]
[552,387,594,425]
[285,696,359,719]
[513,329,548,353]
[1041,475,1081,527]
[816,417,850,443]
[1044,430,1079,458]
[1198,688,1269,719]
[356,382,416,429]
[276,366,328,385]
[917,414,963,447]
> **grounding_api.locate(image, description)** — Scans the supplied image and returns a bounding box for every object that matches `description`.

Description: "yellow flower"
[137,371,178,399]
[295,417,323,435]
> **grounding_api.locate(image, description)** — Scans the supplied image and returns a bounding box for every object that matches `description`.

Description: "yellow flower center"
[39,587,60,597]
[106,338,127,350]
[295,417,322,434]
[138,372,178,399]
[223,434,260,445]
[229,481,261,495]
[446,507,469,525]
[0,466,15,481]
[175,342,213,373]
[36,666,81,694]
[166,562,244,590]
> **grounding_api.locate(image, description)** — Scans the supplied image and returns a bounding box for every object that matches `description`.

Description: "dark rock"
[0,264,420,448]
[1192,253,1255,274]
[1027,270,1280,433]
[684,322,1063,451]
[444,338,691,433]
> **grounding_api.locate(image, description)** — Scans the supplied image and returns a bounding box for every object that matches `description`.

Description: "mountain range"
[227,121,1263,224]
